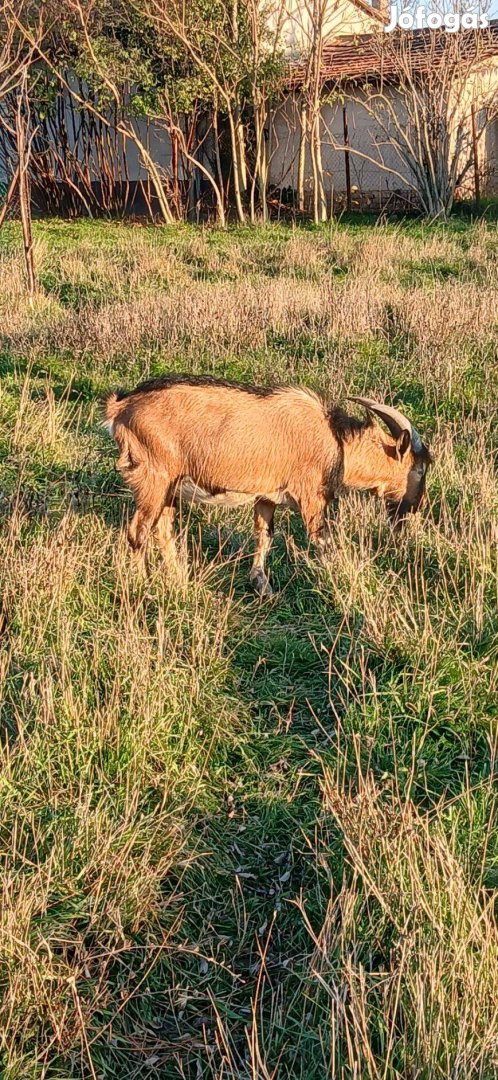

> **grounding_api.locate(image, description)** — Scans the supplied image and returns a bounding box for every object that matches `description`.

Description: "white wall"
[61,80,174,182]
[269,89,412,198]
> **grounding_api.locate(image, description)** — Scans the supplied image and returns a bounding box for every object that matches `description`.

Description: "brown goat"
[105,375,431,594]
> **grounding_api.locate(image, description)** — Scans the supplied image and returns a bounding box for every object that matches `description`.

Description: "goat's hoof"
[250,571,273,598]
[132,551,150,580]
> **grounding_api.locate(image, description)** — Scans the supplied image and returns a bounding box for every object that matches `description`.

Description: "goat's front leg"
[299,493,331,559]
[250,499,275,597]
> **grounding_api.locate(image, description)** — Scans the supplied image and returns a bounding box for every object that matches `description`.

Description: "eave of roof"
[287,20,498,86]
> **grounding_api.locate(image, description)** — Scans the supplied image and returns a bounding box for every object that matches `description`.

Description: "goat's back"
[105,377,339,499]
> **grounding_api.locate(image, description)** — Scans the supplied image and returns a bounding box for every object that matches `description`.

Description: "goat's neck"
[342,430,397,495]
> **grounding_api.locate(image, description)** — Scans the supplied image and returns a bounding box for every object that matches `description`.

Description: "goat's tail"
[103,389,128,437]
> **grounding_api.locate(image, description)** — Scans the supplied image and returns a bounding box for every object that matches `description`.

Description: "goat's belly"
[178,479,294,508]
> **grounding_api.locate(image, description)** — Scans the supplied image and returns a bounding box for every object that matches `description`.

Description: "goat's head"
[348,397,432,523]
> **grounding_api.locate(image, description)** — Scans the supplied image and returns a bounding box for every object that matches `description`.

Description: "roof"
[288,21,498,86]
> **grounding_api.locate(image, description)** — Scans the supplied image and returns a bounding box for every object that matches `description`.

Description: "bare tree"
[15,71,37,300]
[0,1,48,296]
[246,0,286,222]
[133,0,286,224]
[0,0,36,101]
[323,26,498,218]
[68,0,177,223]
[307,0,329,221]
[132,0,251,223]
[13,0,178,223]
[287,0,329,222]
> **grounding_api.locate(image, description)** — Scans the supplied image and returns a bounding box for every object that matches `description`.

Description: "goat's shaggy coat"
[105,375,430,593]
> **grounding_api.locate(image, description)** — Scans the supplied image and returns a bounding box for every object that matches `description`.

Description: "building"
[2,1,498,219]
[267,4,498,209]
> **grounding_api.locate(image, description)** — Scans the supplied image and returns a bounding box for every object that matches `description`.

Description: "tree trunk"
[212,105,226,224]
[228,109,246,223]
[234,105,248,205]
[471,103,480,210]
[252,100,268,222]
[342,105,351,213]
[310,110,327,223]
[16,93,36,303]
[297,98,307,212]
[0,166,20,230]
[295,99,306,212]
[171,127,181,218]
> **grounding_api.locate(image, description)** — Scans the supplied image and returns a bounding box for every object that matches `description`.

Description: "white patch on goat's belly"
[178,479,294,508]
[178,479,254,507]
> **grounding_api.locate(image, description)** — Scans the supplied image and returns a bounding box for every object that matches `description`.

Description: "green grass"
[0,218,497,1078]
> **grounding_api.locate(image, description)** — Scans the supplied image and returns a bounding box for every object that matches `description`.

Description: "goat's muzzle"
[387,487,426,527]
[387,499,415,527]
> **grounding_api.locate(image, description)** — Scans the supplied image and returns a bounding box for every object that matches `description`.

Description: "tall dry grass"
[0,217,497,1077]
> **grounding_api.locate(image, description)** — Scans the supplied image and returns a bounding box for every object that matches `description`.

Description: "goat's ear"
[396,429,411,460]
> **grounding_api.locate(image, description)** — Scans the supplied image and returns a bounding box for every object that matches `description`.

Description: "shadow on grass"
[0,460,128,533]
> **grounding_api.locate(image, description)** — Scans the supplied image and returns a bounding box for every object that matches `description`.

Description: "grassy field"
[1,216,498,1079]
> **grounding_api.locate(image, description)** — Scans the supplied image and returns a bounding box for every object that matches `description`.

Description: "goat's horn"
[348,396,423,453]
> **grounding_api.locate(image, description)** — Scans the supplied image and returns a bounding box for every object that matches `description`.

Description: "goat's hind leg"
[127,472,167,577]
[250,499,275,597]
